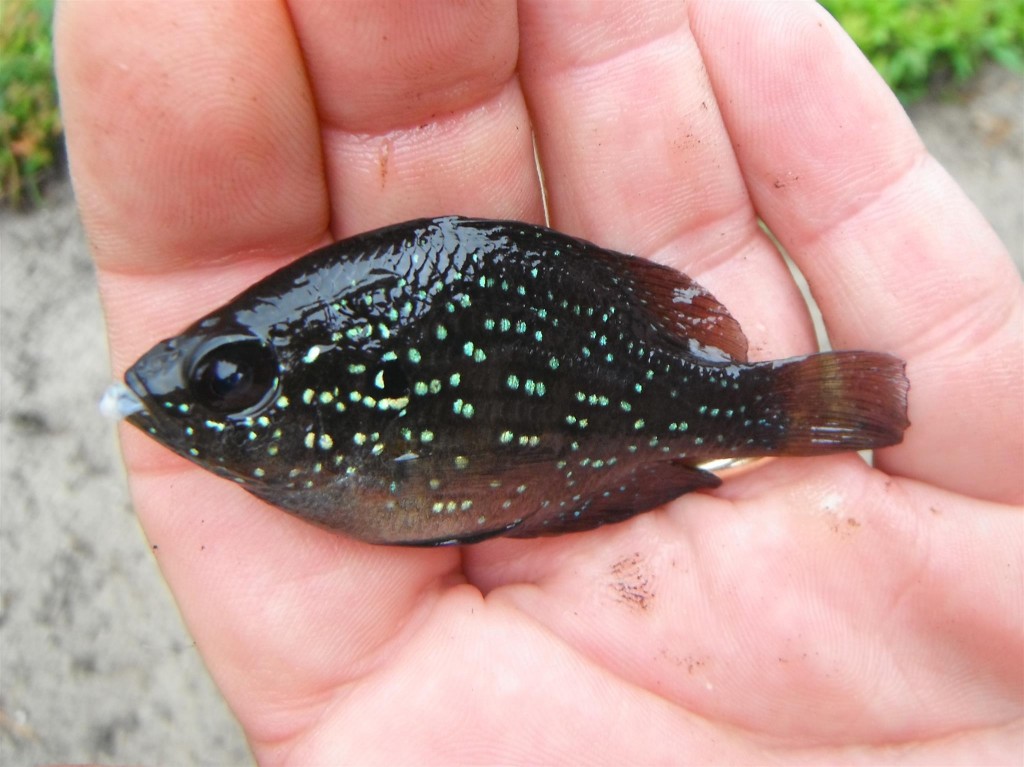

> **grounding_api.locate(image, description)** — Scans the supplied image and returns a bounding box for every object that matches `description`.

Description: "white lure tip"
[100,383,145,420]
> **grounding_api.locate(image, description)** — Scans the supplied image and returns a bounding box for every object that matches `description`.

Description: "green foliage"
[823,0,1024,101]
[1,0,60,208]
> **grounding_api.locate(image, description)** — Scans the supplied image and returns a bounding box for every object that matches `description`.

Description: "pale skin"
[56,1,1022,763]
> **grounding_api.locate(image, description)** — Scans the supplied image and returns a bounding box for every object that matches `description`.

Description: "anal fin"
[507,460,721,538]
[395,519,525,547]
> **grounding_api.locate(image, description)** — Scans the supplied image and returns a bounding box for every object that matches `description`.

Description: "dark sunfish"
[102,216,909,545]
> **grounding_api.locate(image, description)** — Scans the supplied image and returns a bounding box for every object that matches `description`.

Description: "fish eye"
[372,360,409,399]
[188,338,278,415]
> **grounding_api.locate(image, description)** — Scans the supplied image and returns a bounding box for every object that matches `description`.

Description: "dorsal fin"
[453,217,749,362]
[590,247,749,363]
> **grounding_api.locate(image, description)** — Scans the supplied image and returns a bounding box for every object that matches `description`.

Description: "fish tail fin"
[755,352,909,455]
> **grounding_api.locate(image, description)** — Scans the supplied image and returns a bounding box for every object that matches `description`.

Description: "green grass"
[0,0,1022,209]
[822,0,1024,101]
[1,0,60,208]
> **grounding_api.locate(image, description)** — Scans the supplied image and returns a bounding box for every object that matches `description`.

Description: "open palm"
[57,1,1022,763]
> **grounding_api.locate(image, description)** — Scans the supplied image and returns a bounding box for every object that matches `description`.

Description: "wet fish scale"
[108,216,909,545]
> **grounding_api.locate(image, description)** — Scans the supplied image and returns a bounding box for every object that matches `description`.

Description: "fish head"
[114,312,291,483]
[108,259,426,507]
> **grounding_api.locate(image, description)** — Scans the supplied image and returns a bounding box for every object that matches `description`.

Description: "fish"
[102,216,909,546]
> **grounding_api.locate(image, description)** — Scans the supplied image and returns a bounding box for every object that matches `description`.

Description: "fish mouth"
[99,375,146,421]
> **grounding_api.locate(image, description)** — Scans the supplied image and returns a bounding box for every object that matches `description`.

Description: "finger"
[56,0,330,372]
[517,0,817,361]
[286,0,544,235]
[691,0,1024,503]
[54,0,467,739]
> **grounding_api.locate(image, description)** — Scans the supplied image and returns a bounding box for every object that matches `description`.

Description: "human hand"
[57,1,1022,763]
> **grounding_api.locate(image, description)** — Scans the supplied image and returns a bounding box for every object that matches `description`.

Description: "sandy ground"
[1,64,1021,766]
